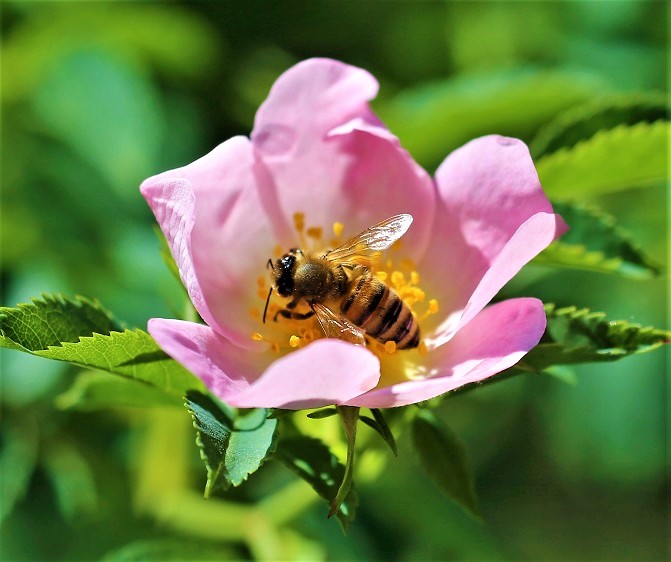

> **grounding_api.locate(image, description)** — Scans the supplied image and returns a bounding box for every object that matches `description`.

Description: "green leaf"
[530,93,668,158]
[275,436,358,533]
[376,67,606,167]
[0,293,121,352]
[533,201,662,278]
[522,304,671,371]
[306,407,338,419]
[536,120,669,199]
[184,391,278,497]
[56,371,181,411]
[411,410,481,520]
[329,406,359,519]
[359,409,398,456]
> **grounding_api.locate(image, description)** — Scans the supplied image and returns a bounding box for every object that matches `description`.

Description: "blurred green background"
[1,1,668,560]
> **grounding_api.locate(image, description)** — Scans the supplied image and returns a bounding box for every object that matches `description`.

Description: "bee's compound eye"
[276,254,295,297]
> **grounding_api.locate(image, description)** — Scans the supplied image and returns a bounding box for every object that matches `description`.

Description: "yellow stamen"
[306,226,322,240]
[384,340,397,354]
[271,342,281,354]
[257,276,266,288]
[257,288,268,300]
[249,308,260,319]
[428,299,439,314]
[251,332,264,341]
[375,271,388,282]
[293,212,305,232]
[391,271,405,289]
[410,271,420,285]
[289,335,301,348]
[333,221,344,238]
[399,258,416,271]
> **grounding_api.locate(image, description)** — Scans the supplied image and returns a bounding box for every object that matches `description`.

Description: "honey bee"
[264,214,420,349]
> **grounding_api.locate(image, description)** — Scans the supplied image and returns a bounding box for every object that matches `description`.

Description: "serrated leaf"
[522,304,670,371]
[0,293,121,351]
[411,410,481,520]
[536,120,668,199]
[275,436,358,533]
[377,67,606,167]
[56,371,181,411]
[530,93,668,158]
[534,201,662,278]
[184,391,278,497]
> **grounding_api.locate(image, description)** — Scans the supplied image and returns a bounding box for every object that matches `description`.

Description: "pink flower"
[141,58,567,409]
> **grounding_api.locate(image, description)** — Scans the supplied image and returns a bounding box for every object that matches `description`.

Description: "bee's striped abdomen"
[340,273,420,349]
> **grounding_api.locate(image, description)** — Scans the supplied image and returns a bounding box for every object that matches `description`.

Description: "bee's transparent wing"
[312,303,366,347]
[323,214,413,266]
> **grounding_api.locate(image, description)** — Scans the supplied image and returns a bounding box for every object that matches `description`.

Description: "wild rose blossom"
[141,58,567,409]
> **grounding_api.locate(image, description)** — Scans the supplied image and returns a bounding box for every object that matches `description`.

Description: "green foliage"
[57,371,181,411]
[377,67,606,167]
[411,411,481,520]
[0,294,120,351]
[329,406,359,520]
[358,409,398,456]
[534,201,662,278]
[184,392,278,497]
[530,93,668,158]
[101,539,236,562]
[275,436,358,533]
[523,304,670,371]
[536,120,669,199]
[0,294,203,397]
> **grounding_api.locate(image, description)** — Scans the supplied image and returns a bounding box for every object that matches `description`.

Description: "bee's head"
[269,249,300,297]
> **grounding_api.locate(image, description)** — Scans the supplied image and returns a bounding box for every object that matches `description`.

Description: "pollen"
[391,271,406,288]
[257,276,266,288]
[375,271,388,282]
[384,340,397,354]
[289,335,301,348]
[428,299,439,314]
[257,288,268,300]
[251,332,264,341]
[306,226,323,240]
[410,271,420,285]
[293,212,305,232]
[333,221,344,238]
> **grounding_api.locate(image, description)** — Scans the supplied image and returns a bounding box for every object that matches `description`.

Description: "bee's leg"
[273,309,315,322]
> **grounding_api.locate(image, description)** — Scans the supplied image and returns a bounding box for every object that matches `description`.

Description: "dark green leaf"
[522,304,671,371]
[56,371,181,411]
[329,406,359,519]
[275,436,358,533]
[306,407,338,419]
[411,410,481,520]
[359,409,398,456]
[533,201,662,278]
[376,67,606,167]
[530,93,668,158]
[0,293,121,351]
[185,391,278,497]
[536,120,668,199]
[101,538,236,562]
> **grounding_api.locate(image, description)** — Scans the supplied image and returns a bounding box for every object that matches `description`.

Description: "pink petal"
[419,135,567,341]
[251,58,435,255]
[427,211,566,349]
[149,319,380,409]
[142,137,281,349]
[347,298,546,408]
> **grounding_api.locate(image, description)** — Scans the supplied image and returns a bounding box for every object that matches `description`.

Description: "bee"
[263,214,420,349]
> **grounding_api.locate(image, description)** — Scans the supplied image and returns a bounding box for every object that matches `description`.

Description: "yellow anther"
[399,258,416,271]
[271,342,281,354]
[410,271,420,285]
[306,226,323,240]
[391,271,405,288]
[249,308,260,319]
[257,288,268,300]
[333,221,344,238]
[289,335,301,348]
[251,332,264,341]
[293,212,305,232]
[375,271,388,282]
[257,276,266,288]
[428,299,439,314]
[384,340,397,354]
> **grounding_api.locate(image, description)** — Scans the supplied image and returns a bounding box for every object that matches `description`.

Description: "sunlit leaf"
[411,410,481,520]
[533,201,662,278]
[536,120,668,198]
[376,67,606,167]
[56,371,181,411]
[275,436,358,533]
[522,304,670,371]
[185,391,278,497]
[0,294,203,397]
[530,92,668,158]
[329,406,359,519]
[101,539,236,562]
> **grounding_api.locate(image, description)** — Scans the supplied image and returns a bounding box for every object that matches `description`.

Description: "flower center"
[248,213,439,371]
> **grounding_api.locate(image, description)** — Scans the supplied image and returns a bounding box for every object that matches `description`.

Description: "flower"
[141,58,567,409]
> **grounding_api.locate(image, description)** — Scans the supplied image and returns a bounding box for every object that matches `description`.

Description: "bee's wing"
[312,303,367,347]
[323,214,413,266]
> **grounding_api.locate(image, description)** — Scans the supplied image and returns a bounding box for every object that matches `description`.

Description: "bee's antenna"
[266,258,273,270]
[262,286,273,324]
